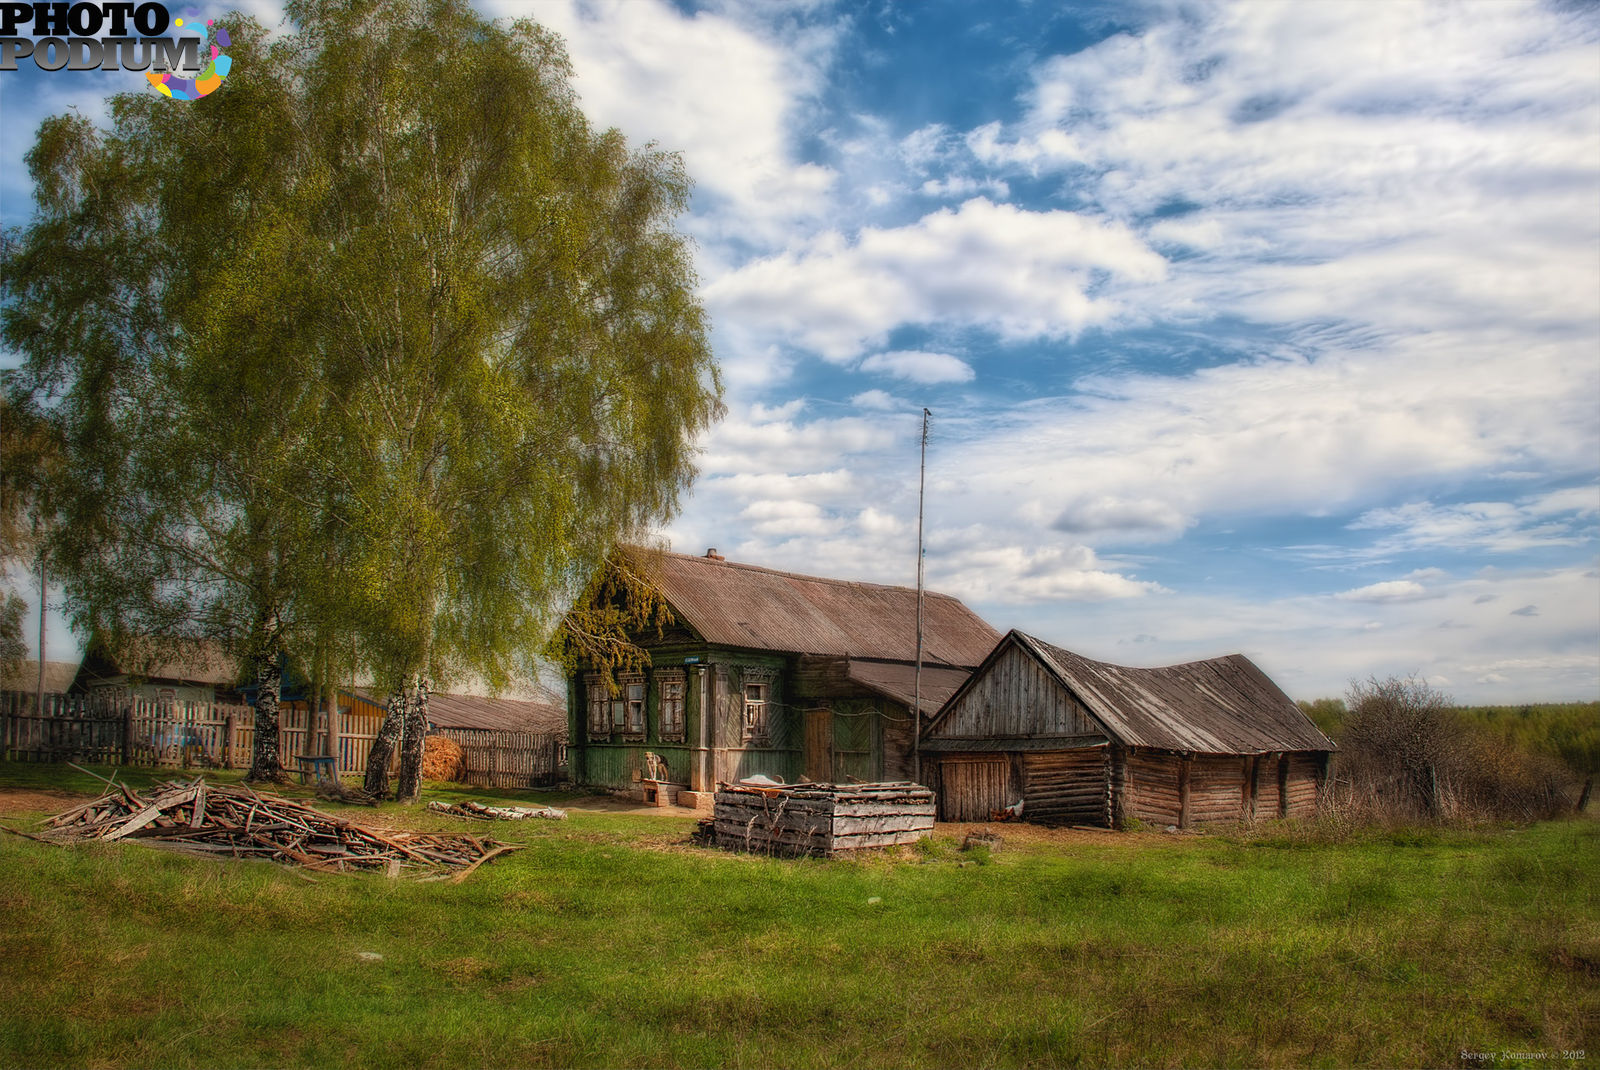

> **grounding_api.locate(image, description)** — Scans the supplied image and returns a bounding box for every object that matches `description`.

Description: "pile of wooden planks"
[713,781,935,858]
[36,778,521,880]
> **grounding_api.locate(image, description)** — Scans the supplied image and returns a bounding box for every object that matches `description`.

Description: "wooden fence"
[0,691,565,786]
[436,727,565,789]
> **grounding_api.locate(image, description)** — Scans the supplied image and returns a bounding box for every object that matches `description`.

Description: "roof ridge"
[1018,629,1248,674]
[663,549,964,601]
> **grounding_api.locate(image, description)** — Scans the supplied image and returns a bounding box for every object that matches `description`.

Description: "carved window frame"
[584,674,609,741]
[657,669,687,743]
[739,666,777,746]
[620,671,646,740]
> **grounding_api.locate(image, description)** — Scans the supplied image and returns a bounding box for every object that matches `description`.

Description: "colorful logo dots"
[147,9,233,101]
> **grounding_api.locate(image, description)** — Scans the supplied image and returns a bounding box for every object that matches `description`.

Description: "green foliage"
[546,545,674,684]
[2,0,722,792]
[1458,703,1600,779]
[1297,696,1347,738]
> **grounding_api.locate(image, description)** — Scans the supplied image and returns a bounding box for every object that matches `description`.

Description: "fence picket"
[0,690,565,786]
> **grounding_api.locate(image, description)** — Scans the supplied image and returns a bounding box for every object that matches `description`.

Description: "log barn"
[923,630,1335,828]
[566,549,1000,799]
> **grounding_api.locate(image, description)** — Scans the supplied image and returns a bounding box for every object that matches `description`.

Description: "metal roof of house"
[651,551,1000,667]
[941,630,1334,755]
[0,660,81,693]
[844,660,974,717]
[349,688,567,735]
[78,638,239,688]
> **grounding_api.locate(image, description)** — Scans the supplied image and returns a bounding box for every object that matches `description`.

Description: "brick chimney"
[704,548,725,561]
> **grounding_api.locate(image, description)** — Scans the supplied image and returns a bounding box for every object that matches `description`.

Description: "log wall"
[1125,750,1183,827]
[1023,748,1110,827]
[1284,753,1324,817]
[1188,755,1249,824]
[1120,748,1326,826]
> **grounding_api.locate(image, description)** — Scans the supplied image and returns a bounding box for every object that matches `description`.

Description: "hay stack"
[421,734,466,781]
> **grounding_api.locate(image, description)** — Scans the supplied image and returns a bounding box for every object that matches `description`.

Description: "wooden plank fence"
[0,691,565,785]
[436,727,564,789]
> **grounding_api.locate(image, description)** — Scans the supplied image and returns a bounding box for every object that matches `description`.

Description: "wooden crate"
[713,781,935,858]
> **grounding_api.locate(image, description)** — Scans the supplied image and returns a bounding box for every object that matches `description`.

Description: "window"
[585,674,609,740]
[740,667,775,745]
[620,672,645,739]
[658,671,686,742]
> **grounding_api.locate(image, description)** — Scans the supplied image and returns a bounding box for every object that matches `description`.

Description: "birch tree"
[269,0,720,801]
[5,0,721,798]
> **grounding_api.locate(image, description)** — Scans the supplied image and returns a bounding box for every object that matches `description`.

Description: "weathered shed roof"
[650,551,1000,668]
[937,630,1334,755]
[844,660,973,717]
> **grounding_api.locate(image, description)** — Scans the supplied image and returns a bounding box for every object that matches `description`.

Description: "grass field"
[1,761,1595,1069]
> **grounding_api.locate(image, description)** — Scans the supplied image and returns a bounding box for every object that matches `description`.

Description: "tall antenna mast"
[913,407,930,784]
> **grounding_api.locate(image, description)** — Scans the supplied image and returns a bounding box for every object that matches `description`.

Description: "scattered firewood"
[427,800,567,821]
[36,777,520,880]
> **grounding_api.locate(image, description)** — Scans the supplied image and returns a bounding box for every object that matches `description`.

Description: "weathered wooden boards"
[38,778,521,879]
[713,781,935,858]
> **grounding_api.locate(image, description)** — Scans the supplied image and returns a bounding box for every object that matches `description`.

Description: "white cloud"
[1052,495,1191,539]
[489,0,839,247]
[703,198,1168,360]
[930,540,1168,605]
[740,498,831,537]
[966,2,1600,346]
[1350,493,1598,556]
[858,350,975,385]
[850,389,902,411]
[1336,580,1431,604]
[981,565,1598,702]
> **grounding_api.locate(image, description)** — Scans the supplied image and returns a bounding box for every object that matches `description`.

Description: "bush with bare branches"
[1328,676,1577,823]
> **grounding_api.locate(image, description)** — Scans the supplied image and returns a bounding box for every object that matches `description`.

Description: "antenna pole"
[913,408,930,784]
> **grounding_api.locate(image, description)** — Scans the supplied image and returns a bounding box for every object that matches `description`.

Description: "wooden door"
[937,755,1012,821]
[804,708,833,782]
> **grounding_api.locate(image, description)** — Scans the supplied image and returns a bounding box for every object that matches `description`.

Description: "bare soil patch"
[934,820,1194,849]
[0,787,92,817]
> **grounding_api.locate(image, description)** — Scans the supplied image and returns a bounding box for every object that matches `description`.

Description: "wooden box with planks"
[712,781,935,858]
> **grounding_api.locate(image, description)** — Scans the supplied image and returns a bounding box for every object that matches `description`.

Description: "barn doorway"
[937,755,1013,821]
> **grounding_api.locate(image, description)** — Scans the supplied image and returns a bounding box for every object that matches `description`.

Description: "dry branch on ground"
[35,777,521,879]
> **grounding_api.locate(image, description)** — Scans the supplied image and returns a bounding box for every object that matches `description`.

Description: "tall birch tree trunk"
[245,625,288,782]
[364,691,406,797]
[396,672,430,803]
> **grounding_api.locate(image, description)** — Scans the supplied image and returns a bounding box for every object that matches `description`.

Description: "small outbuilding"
[922,630,1335,828]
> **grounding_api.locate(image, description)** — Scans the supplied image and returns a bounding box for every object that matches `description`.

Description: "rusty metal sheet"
[844,660,972,716]
[653,553,1000,668]
[350,688,567,734]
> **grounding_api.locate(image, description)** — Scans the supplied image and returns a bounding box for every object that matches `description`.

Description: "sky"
[1,0,1598,704]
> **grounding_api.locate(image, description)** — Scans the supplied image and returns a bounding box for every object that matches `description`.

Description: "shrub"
[1329,676,1578,823]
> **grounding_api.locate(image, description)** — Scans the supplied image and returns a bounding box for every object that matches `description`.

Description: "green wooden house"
[566,549,1000,795]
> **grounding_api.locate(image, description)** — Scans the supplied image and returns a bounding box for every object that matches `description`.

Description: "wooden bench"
[293,754,338,786]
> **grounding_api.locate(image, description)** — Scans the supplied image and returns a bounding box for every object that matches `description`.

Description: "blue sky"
[3,0,1598,703]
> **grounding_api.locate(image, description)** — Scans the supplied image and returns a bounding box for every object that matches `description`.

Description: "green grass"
[1,761,1596,1069]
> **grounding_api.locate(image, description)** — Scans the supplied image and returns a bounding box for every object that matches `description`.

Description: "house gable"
[926,635,1108,745]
